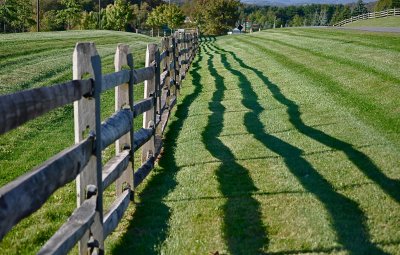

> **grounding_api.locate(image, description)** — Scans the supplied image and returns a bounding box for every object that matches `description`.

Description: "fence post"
[171,36,178,97]
[142,44,157,163]
[114,44,134,196]
[174,32,181,93]
[73,42,104,254]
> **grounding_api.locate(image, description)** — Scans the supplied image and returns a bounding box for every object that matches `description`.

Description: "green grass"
[0,30,158,254]
[1,27,400,254]
[344,16,400,27]
[109,28,400,254]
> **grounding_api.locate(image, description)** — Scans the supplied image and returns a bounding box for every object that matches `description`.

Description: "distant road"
[335,27,400,33]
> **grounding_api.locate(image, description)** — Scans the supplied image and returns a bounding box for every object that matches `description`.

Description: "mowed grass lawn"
[0,30,158,254]
[0,28,400,254]
[114,28,400,254]
[344,16,400,27]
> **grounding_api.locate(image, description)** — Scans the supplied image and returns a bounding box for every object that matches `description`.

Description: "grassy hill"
[1,27,400,254]
[344,16,400,27]
[0,30,158,254]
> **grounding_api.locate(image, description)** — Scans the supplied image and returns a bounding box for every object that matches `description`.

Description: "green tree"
[41,10,64,31]
[146,4,166,36]
[319,8,328,26]
[193,0,240,35]
[165,4,185,31]
[103,0,133,31]
[352,0,368,16]
[342,6,352,19]
[57,0,82,30]
[133,2,151,31]
[81,11,98,30]
[375,0,400,10]
[291,14,303,27]
[1,0,33,33]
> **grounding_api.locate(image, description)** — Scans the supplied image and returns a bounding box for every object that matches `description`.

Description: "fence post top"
[73,42,98,57]
[73,42,99,80]
[115,44,131,70]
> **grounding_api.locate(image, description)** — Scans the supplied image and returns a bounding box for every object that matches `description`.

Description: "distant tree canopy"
[0,0,166,33]
[233,2,375,29]
[146,4,185,36]
[352,0,368,16]
[191,0,240,35]
[375,0,400,11]
[0,0,35,32]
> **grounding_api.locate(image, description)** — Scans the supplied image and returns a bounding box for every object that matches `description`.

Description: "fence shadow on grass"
[111,44,205,254]
[202,45,268,255]
[208,43,388,255]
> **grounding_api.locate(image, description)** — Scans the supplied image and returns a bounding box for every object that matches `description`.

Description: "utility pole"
[36,0,40,32]
[98,0,101,29]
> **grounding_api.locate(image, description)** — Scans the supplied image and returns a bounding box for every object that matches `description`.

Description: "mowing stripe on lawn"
[270,29,400,53]
[234,36,400,146]
[251,34,400,85]
[208,40,389,255]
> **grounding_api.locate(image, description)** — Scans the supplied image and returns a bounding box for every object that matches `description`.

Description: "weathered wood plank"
[114,44,134,196]
[133,66,155,84]
[101,70,130,92]
[160,70,169,89]
[37,196,97,255]
[134,156,155,188]
[100,109,133,150]
[103,189,131,239]
[73,42,103,254]
[102,150,130,190]
[133,128,154,152]
[0,79,92,135]
[133,97,154,118]
[142,44,157,163]
[0,137,93,240]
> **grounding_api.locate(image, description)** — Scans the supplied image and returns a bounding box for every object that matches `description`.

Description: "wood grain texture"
[142,44,157,163]
[133,97,154,118]
[73,42,102,254]
[37,196,97,255]
[134,156,155,188]
[102,150,130,190]
[103,189,131,239]
[133,66,155,84]
[0,79,92,135]
[101,70,130,92]
[133,128,154,152]
[100,109,133,150]
[114,44,134,197]
[0,138,93,240]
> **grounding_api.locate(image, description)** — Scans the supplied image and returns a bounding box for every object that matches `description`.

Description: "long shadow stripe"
[220,38,400,205]
[209,43,388,255]
[234,36,400,146]
[202,44,268,255]
[111,45,205,254]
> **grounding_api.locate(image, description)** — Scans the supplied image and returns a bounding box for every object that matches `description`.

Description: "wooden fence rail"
[333,8,400,27]
[0,30,198,254]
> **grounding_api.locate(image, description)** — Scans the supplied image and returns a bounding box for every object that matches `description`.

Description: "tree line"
[242,0,399,29]
[0,0,399,34]
[0,0,186,33]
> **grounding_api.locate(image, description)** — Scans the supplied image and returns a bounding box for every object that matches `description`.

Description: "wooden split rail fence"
[333,8,400,27]
[0,31,198,254]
